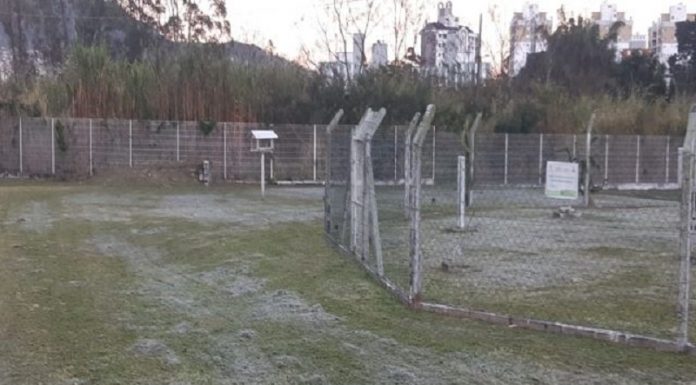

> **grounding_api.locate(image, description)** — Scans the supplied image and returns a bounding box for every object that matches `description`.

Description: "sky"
[225,0,696,66]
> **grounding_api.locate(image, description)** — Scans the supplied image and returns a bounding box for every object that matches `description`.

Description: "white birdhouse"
[251,130,278,153]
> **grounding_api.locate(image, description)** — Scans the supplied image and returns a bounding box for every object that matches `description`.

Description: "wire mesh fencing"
[325,116,695,352]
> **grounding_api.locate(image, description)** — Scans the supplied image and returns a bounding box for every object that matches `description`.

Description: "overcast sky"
[225,0,696,64]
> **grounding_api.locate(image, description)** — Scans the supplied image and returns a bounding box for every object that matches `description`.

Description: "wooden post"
[404,113,421,217]
[678,148,693,350]
[410,105,436,302]
[89,119,93,177]
[51,118,55,175]
[18,117,22,176]
[458,156,466,229]
[584,113,595,207]
[324,110,344,234]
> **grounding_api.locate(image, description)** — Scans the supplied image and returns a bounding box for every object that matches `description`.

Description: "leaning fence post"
[678,148,693,350]
[89,119,93,177]
[51,118,56,175]
[18,117,23,176]
[409,105,436,302]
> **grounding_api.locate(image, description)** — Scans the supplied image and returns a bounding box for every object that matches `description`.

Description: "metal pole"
[635,135,641,184]
[261,152,266,198]
[18,117,23,176]
[176,122,180,162]
[89,119,93,177]
[129,120,133,168]
[51,118,55,175]
[313,124,318,182]
[504,133,509,185]
[458,156,466,229]
[666,136,671,184]
[604,135,610,183]
[677,148,692,350]
[538,134,544,186]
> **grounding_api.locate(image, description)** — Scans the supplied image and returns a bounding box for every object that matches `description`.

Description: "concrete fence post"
[313,124,318,182]
[176,122,180,162]
[404,113,421,217]
[573,134,577,159]
[538,134,544,186]
[409,105,436,302]
[432,125,437,184]
[504,133,509,185]
[129,120,133,168]
[51,118,56,175]
[89,119,93,177]
[666,136,671,184]
[394,126,398,184]
[458,155,466,229]
[584,113,595,207]
[678,148,693,350]
[223,123,228,180]
[605,135,610,184]
[635,135,641,184]
[18,117,23,176]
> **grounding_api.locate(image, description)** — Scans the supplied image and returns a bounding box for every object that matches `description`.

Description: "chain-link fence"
[0,117,333,182]
[326,109,694,352]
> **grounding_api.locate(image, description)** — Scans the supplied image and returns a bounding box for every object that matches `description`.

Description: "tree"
[116,0,231,43]
[316,0,382,84]
[517,17,618,95]
[389,0,426,63]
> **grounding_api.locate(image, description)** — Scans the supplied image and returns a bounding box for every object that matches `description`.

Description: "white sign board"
[545,161,579,200]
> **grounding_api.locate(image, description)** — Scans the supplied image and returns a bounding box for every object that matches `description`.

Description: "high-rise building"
[420,1,480,83]
[649,3,696,64]
[509,3,553,76]
[590,1,633,61]
[371,41,389,68]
